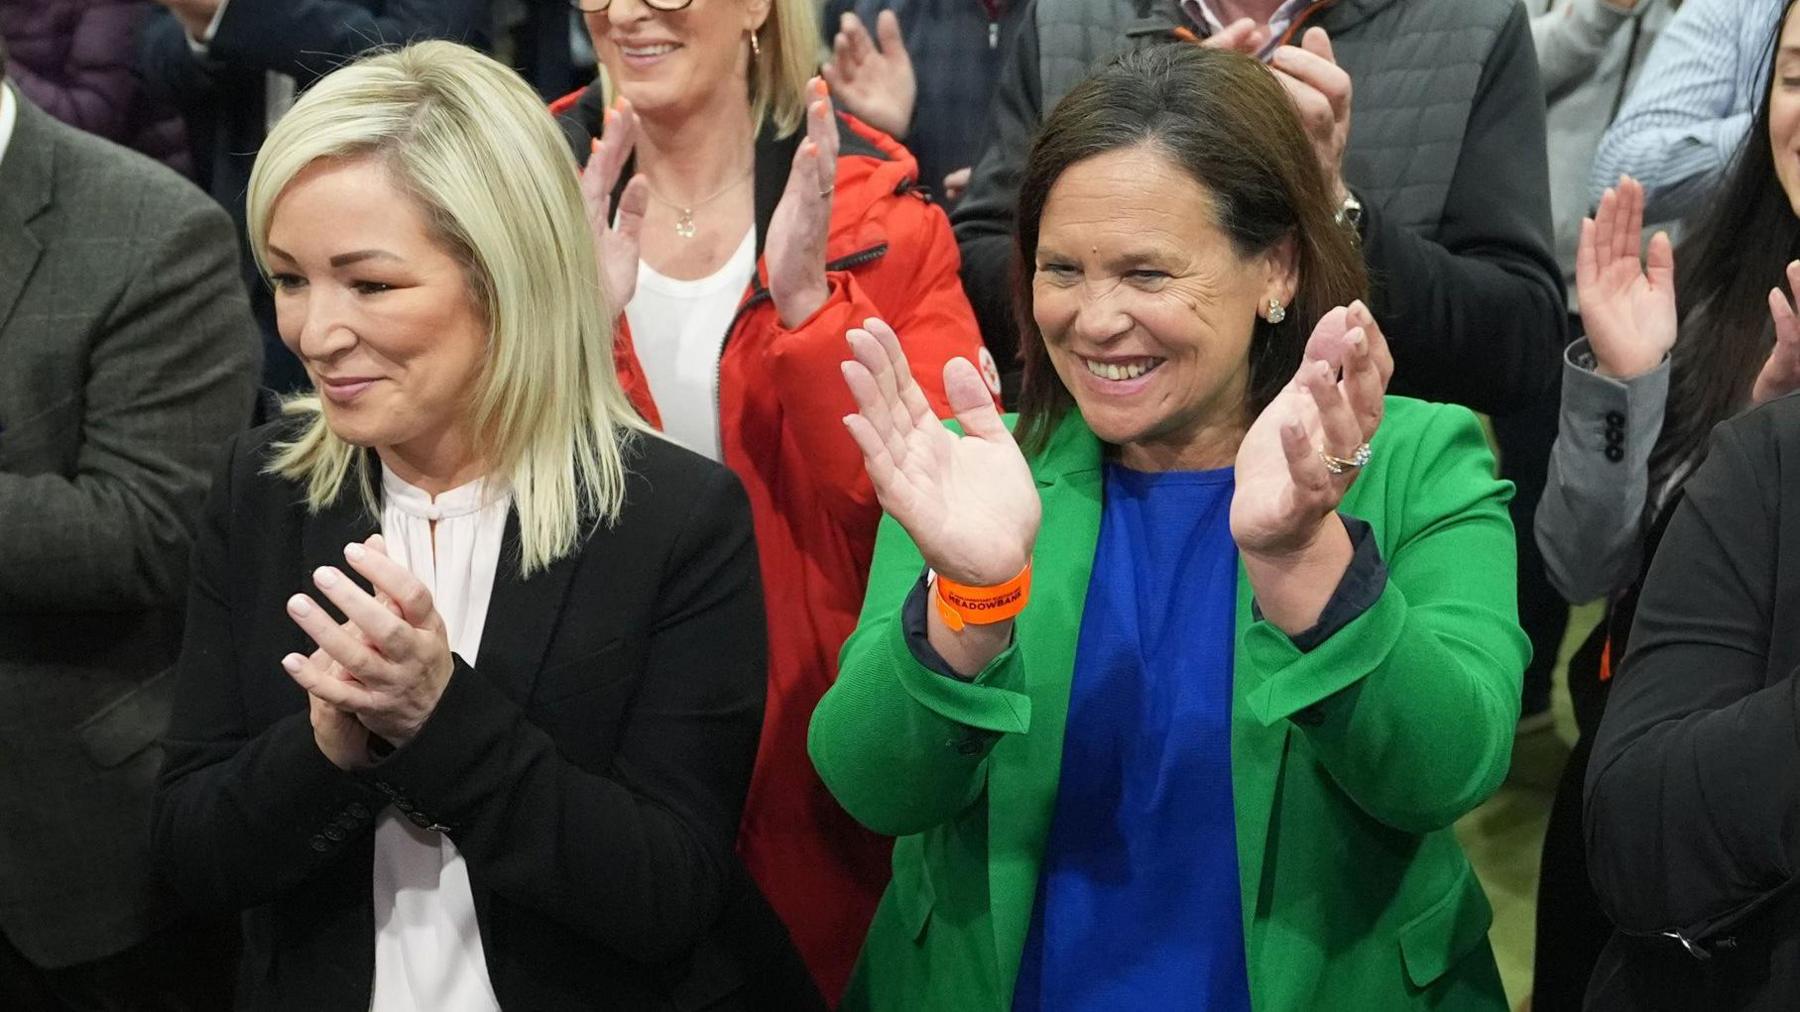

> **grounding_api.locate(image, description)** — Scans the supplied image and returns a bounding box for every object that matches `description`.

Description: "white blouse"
[368,468,511,1012]
[623,227,756,462]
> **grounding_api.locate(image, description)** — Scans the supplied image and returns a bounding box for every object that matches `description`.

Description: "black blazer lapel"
[472,510,582,709]
[299,468,381,599]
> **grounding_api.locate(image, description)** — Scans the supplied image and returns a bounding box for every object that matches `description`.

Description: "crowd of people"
[3,0,1799,1008]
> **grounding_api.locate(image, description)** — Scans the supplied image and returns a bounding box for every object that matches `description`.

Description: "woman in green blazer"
[809,44,1527,1010]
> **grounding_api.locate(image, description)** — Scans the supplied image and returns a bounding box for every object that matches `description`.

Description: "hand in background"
[823,11,916,140]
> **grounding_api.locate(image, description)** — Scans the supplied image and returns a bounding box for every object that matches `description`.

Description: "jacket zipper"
[1615,874,1800,961]
[711,242,892,452]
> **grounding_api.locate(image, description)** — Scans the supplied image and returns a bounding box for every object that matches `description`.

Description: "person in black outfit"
[1584,393,1800,1008]
[140,0,490,392]
[152,42,817,1009]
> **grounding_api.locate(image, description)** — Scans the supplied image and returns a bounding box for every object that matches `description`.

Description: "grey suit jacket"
[1534,338,1669,604]
[0,86,259,969]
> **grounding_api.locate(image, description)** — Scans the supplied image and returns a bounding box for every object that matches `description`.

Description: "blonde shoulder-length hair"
[247,40,651,577]
[594,0,819,138]
[753,0,823,137]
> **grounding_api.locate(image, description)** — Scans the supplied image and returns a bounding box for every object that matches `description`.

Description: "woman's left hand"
[766,78,839,329]
[282,535,454,754]
[1231,301,1391,560]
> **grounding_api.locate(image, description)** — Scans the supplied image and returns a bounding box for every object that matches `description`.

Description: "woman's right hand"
[840,318,1038,587]
[1752,260,1800,404]
[579,98,650,312]
[1578,175,1676,380]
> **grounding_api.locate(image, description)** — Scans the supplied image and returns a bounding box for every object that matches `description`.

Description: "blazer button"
[347,803,371,821]
[1604,445,1625,463]
[407,811,432,829]
[334,814,360,833]
[309,835,329,853]
[1605,410,1626,427]
[1604,427,1624,446]
[323,825,347,842]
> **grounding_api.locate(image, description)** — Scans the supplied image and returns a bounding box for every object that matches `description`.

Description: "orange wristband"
[930,564,1032,632]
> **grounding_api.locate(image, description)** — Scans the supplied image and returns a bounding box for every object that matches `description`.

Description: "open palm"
[1232,302,1391,558]
[840,319,1036,586]
[1578,176,1675,380]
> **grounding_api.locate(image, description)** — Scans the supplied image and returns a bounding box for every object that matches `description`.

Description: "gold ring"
[1320,442,1372,476]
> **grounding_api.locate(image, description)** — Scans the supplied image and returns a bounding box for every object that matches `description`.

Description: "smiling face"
[1772,5,1800,214]
[585,0,770,124]
[266,156,490,489]
[1031,144,1296,469]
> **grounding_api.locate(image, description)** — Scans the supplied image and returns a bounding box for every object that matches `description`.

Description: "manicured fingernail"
[314,567,339,588]
[288,595,312,616]
[345,543,366,562]
[282,654,303,673]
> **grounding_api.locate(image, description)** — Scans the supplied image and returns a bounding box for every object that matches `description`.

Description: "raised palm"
[840,319,1035,587]
[1578,176,1675,380]
[1753,260,1800,404]
[578,98,649,312]
[821,11,916,140]
[1232,303,1392,558]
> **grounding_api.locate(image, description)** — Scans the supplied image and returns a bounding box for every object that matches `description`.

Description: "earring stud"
[1266,299,1286,324]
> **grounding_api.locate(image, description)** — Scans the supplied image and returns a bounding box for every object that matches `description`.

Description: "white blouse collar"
[380,468,508,522]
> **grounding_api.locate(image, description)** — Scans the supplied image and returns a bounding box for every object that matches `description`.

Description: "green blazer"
[809,397,1527,1010]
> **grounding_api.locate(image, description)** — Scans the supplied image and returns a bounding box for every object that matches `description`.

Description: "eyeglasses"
[567,0,696,12]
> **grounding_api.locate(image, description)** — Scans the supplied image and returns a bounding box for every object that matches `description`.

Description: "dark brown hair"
[1013,43,1367,455]
[1647,0,1800,523]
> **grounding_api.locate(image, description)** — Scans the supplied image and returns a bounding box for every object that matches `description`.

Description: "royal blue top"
[1012,462,1251,1011]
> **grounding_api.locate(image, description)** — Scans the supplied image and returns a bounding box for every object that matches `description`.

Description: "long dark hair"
[1648,0,1800,514]
[1012,43,1367,455]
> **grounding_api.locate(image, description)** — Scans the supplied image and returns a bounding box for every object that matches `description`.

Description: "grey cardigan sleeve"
[1534,338,1669,603]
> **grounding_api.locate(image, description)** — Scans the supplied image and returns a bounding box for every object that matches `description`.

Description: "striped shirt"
[1590,0,1783,221]
[1182,0,1318,60]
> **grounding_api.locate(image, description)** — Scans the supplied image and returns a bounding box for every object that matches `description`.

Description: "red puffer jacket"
[554,83,997,1003]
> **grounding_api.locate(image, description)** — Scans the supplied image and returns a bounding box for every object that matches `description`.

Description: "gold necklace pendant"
[675,208,697,239]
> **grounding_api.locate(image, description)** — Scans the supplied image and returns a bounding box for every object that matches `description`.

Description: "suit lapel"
[471,510,582,708]
[0,89,53,337]
[299,465,381,584]
[985,412,1103,994]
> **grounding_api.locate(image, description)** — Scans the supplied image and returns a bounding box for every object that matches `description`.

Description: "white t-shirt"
[369,468,510,1012]
[623,229,757,462]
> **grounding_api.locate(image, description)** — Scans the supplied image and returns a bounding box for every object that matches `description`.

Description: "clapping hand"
[766,78,841,328]
[839,318,1035,589]
[1577,176,1676,380]
[283,535,455,768]
[579,98,651,312]
[822,12,916,140]
[1232,301,1392,561]
[1753,260,1800,404]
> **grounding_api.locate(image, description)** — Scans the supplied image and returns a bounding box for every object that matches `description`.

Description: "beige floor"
[1455,603,1603,1009]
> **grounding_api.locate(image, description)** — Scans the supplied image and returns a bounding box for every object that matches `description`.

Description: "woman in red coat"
[552,0,994,1000]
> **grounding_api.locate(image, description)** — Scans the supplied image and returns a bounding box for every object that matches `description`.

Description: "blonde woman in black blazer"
[151,42,808,1010]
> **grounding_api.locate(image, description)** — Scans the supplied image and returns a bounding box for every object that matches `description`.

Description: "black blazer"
[152,422,794,1010]
[1584,394,1800,1009]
